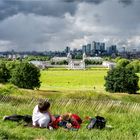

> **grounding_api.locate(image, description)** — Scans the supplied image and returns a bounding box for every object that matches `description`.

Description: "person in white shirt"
[32,99,51,128]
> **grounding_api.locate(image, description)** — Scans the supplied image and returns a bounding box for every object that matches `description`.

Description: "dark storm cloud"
[0,0,76,20]
[0,0,134,21]
[119,0,133,5]
[63,0,104,4]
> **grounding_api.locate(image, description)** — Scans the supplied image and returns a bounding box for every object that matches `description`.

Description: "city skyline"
[0,0,140,52]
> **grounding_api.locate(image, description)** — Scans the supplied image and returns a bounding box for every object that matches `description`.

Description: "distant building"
[102,61,116,69]
[65,46,70,54]
[92,41,105,55]
[68,53,85,70]
[82,45,87,53]
[51,56,68,63]
[85,56,103,61]
[108,45,117,54]
[30,61,51,69]
[68,60,85,70]
[82,44,91,55]
[86,44,91,55]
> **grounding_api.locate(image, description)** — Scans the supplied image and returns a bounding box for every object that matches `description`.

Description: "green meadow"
[0,68,140,140]
[40,68,108,91]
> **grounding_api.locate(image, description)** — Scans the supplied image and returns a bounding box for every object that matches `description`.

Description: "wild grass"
[0,96,140,140]
[0,68,140,139]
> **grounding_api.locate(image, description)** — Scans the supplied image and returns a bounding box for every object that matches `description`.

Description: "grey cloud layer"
[0,0,134,21]
[0,0,77,20]
[0,0,139,51]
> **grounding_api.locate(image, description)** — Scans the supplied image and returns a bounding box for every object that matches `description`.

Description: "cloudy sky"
[0,0,140,52]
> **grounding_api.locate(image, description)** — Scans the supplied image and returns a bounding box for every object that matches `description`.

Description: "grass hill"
[0,68,140,140]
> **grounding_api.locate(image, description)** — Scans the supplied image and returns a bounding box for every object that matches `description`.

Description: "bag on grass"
[87,116,106,129]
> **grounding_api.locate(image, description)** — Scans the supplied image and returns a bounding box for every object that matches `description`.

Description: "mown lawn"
[40,68,108,91]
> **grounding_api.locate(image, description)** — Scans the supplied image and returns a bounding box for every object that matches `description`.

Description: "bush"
[127,60,140,73]
[116,58,130,67]
[0,61,10,83]
[85,60,102,65]
[104,67,139,94]
[10,62,41,89]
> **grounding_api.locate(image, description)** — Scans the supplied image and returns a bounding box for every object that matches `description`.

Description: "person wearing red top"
[50,113,82,130]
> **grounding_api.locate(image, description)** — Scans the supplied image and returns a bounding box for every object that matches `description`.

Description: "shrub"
[0,61,10,83]
[10,62,41,89]
[104,67,139,94]
[116,58,130,67]
[127,60,140,73]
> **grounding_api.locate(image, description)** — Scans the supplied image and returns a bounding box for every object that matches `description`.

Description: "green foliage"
[114,57,122,63]
[127,60,140,73]
[6,61,20,75]
[10,62,41,89]
[25,55,50,61]
[74,54,82,59]
[0,84,19,95]
[85,60,102,65]
[105,67,139,94]
[56,60,68,65]
[0,61,10,83]
[116,58,130,67]
[51,60,68,65]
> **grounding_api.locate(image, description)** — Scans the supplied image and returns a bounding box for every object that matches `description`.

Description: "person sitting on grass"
[51,113,82,130]
[32,99,55,128]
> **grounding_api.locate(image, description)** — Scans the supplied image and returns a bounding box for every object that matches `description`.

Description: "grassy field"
[0,68,140,140]
[40,68,108,91]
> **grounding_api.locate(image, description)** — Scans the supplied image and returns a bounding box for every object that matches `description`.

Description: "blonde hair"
[61,113,72,121]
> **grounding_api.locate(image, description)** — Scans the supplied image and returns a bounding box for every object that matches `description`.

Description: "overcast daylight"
[1,1,140,139]
[0,0,140,52]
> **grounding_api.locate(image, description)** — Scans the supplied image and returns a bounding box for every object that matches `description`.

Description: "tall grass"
[0,96,140,140]
[0,69,140,139]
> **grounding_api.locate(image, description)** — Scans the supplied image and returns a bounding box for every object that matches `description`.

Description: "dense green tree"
[0,61,10,83]
[25,55,50,61]
[114,57,122,63]
[127,60,140,73]
[85,60,102,65]
[6,61,20,74]
[56,60,68,65]
[104,67,139,94]
[10,62,41,89]
[116,58,130,67]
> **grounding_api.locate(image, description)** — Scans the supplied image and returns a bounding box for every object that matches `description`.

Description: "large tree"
[127,60,140,73]
[0,61,10,83]
[10,62,41,89]
[104,67,139,94]
[116,58,130,67]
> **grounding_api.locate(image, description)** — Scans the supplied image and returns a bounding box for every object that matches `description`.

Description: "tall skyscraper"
[108,45,117,54]
[92,41,105,55]
[86,44,91,55]
[82,45,86,53]
[65,46,70,54]
[82,44,91,55]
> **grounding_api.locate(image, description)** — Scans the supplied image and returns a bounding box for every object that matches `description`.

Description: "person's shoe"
[48,126,53,130]
[3,116,9,121]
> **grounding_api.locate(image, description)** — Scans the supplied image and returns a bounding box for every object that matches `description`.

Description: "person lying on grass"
[32,99,55,128]
[51,113,82,130]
